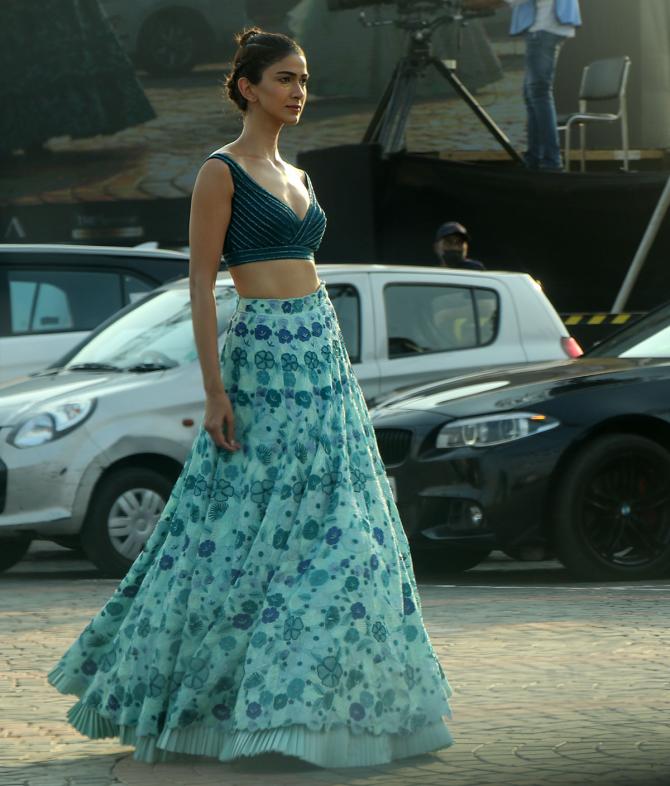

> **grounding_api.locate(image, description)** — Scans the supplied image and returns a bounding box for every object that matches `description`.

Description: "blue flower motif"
[345,576,359,591]
[296,326,311,341]
[268,592,284,607]
[213,703,231,720]
[320,385,332,400]
[257,369,270,385]
[231,347,247,365]
[122,584,139,597]
[273,693,288,709]
[236,390,251,406]
[326,526,342,545]
[81,658,98,675]
[403,596,416,615]
[373,527,384,545]
[351,602,366,619]
[349,702,366,720]
[312,321,323,336]
[281,301,293,313]
[298,558,312,573]
[266,389,282,407]
[254,324,272,340]
[281,353,298,371]
[317,656,343,687]
[255,350,275,369]
[283,614,304,641]
[107,694,120,711]
[262,607,279,623]
[372,621,388,642]
[370,554,379,570]
[295,391,312,408]
[198,540,216,557]
[159,554,174,570]
[277,328,293,343]
[170,518,185,536]
[234,321,248,337]
[233,613,253,630]
[246,702,262,718]
[304,350,320,370]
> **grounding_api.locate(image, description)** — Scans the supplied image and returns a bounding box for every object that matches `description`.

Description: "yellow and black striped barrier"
[560,312,646,350]
[561,312,645,327]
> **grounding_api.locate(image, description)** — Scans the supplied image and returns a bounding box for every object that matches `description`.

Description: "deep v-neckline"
[216,152,313,224]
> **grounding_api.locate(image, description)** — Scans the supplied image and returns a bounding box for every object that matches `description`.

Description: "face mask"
[441,250,466,267]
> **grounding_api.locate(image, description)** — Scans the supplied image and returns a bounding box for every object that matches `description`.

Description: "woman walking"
[48,28,453,768]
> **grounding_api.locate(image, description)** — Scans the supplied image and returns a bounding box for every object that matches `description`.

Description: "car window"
[325,283,360,363]
[8,269,124,334]
[124,273,154,304]
[384,283,499,357]
[64,286,238,369]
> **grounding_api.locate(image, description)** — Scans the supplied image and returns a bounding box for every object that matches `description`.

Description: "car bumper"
[374,413,565,553]
[0,425,104,537]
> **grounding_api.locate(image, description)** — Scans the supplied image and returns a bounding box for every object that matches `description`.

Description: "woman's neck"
[231,113,284,162]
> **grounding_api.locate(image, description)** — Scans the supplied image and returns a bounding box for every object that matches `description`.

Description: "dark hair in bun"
[225,27,304,112]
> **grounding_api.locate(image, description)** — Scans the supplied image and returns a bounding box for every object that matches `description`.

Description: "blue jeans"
[523,31,565,170]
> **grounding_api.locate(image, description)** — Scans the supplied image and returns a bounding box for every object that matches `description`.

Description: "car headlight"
[9,399,96,448]
[436,412,559,449]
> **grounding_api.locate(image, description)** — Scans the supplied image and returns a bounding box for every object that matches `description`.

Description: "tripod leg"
[363,63,402,144]
[430,57,523,165]
[384,68,418,153]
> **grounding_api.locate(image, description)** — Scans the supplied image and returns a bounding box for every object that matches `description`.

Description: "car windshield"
[588,302,670,359]
[64,285,238,370]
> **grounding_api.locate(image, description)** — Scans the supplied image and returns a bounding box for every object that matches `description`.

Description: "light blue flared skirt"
[48,281,453,768]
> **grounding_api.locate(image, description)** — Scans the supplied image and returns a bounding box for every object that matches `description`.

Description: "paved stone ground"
[1,546,669,786]
[0,57,527,208]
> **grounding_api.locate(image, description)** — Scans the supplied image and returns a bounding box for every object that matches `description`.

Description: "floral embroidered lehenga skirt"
[48,281,453,768]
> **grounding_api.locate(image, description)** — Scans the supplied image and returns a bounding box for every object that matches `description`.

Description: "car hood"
[373,357,670,418]
[0,369,168,427]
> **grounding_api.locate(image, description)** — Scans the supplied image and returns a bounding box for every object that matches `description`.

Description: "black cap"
[435,221,470,242]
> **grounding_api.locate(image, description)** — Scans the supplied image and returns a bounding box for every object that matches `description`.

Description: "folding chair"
[558,56,632,172]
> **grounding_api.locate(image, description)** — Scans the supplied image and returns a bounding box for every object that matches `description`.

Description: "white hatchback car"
[0,264,578,575]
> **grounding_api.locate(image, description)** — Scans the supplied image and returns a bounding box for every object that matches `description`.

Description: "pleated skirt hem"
[48,666,453,768]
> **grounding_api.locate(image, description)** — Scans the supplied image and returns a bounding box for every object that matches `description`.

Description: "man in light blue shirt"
[505,0,582,170]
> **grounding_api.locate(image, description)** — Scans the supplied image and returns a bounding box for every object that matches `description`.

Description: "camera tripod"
[361,6,523,163]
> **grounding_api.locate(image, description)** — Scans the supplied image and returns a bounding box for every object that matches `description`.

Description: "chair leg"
[564,124,571,173]
[579,123,586,173]
[622,102,630,172]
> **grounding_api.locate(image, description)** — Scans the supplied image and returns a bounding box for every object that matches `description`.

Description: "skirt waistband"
[235,281,328,315]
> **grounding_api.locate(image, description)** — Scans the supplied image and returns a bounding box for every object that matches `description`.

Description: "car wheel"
[81,468,171,577]
[139,11,203,76]
[419,547,491,573]
[0,536,32,572]
[554,434,670,580]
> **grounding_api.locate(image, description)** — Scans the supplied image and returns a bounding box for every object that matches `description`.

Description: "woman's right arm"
[189,159,240,452]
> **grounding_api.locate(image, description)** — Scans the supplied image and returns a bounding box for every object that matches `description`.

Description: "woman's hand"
[204,389,240,452]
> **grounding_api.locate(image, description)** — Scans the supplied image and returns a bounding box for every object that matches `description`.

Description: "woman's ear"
[237,76,257,105]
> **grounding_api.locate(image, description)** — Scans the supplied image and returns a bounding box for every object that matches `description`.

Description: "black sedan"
[371,303,670,580]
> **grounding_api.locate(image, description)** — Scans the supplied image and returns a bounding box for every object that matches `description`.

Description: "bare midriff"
[228,258,322,299]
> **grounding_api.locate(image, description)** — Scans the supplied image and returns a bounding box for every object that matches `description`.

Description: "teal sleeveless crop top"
[207,152,327,269]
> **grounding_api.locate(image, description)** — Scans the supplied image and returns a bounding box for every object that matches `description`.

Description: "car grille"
[374,428,412,466]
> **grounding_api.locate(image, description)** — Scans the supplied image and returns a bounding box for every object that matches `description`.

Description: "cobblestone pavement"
[0,58,527,208]
[1,546,669,786]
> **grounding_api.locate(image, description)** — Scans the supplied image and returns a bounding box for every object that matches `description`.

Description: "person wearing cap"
[434,221,486,270]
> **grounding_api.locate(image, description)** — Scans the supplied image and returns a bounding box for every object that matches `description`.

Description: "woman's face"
[243,52,309,124]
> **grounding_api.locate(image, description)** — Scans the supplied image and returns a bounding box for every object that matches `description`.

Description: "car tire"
[81,468,171,578]
[0,536,32,572]
[419,547,491,573]
[138,11,203,76]
[554,434,670,580]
